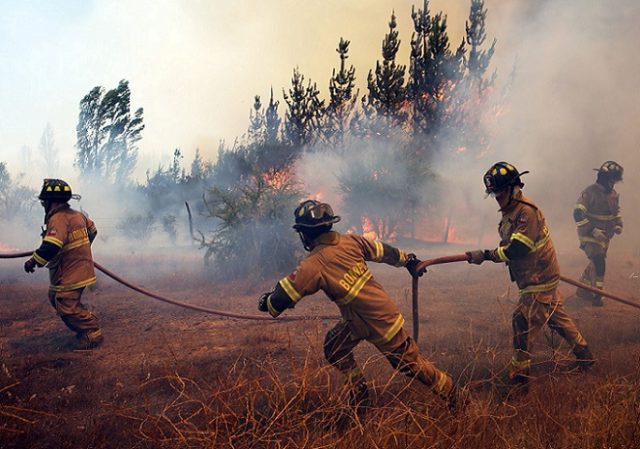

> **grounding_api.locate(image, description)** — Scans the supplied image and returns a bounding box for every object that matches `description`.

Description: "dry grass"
[2,254,640,448]
[103,335,640,449]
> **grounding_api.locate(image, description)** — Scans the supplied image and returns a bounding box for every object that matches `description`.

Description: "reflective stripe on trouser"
[48,288,100,336]
[512,289,587,372]
[323,321,453,397]
[577,242,608,298]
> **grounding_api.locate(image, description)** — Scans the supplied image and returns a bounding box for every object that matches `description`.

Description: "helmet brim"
[292,216,341,230]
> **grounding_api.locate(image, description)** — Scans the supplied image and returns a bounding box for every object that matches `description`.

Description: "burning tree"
[195,0,502,274]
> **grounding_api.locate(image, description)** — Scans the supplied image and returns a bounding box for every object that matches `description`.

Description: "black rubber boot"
[349,380,370,417]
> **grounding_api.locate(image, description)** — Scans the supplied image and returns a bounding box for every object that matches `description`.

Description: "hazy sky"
[0,0,528,181]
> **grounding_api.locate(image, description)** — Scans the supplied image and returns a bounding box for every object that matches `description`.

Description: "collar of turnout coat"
[310,231,341,252]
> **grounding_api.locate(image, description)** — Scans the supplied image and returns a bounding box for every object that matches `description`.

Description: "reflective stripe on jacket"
[574,182,622,244]
[39,205,97,292]
[268,231,408,345]
[492,193,560,297]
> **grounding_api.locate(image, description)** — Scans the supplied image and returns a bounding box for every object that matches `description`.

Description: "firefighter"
[573,161,624,307]
[23,179,103,350]
[465,162,594,388]
[257,199,463,412]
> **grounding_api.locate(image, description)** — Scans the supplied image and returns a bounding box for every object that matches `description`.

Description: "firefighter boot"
[74,329,104,351]
[508,357,530,395]
[572,345,595,370]
[348,379,370,417]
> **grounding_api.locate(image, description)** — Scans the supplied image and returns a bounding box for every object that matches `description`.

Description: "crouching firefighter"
[466,163,594,389]
[573,161,624,306]
[23,179,103,350]
[257,199,464,413]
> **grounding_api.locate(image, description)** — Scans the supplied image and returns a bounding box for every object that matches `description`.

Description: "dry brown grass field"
[1,246,639,448]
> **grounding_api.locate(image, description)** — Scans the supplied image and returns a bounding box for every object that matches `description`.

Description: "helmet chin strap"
[41,200,53,216]
[497,186,517,210]
[297,231,313,252]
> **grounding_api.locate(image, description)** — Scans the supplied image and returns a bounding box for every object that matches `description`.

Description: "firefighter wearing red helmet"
[258,199,464,413]
[573,161,624,306]
[23,179,103,350]
[465,163,593,389]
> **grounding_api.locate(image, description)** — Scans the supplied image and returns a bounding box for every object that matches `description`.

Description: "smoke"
[295,0,640,262]
[2,0,639,264]
[484,0,640,256]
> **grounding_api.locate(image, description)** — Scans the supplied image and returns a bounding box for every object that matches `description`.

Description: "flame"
[361,215,378,240]
[262,169,291,189]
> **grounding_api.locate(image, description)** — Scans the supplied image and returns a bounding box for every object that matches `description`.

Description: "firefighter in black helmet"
[24,179,103,350]
[466,163,594,389]
[258,199,466,413]
[573,161,624,306]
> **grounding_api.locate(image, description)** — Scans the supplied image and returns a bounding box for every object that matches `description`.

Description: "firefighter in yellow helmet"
[23,179,103,350]
[257,199,464,413]
[465,163,593,389]
[573,161,624,306]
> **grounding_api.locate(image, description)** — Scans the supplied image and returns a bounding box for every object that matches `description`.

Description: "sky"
[0,0,529,182]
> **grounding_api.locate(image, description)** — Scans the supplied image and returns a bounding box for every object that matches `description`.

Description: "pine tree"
[455,0,498,155]
[407,0,465,154]
[283,68,325,148]
[324,38,358,148]
[365,12,408,137]
[190,148,205,180]
[264,87,281,145]
[466,0,496,90]
[248,95,265,144]
[76,80,145,183]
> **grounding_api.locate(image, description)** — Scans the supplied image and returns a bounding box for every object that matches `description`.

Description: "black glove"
[405,253,427,278]
[258,292,271,312]
[24,258,36,273]
[465,250,486,265]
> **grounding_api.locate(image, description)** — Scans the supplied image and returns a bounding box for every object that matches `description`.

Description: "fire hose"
[0,250,338,322]
[3,251,638,332]
[410,253,640,342]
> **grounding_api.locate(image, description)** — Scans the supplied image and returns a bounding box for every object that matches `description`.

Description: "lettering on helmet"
[338,261,368,291]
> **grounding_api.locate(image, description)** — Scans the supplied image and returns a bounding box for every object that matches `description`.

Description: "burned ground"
[1,246,639,448]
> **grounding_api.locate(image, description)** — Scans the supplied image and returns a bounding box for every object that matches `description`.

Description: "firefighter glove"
[591,227,608,242]
[405,253,426,278]
[24,258,36,273]
[614,225,623,235]
[258,292,271,312]
[466,250,486,265]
